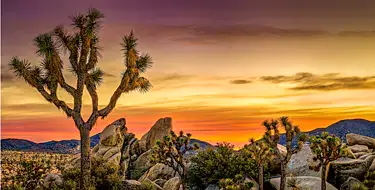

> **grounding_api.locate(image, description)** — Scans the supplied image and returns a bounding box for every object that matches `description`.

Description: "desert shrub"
[188,142,259,189]
[363,170,375,189]
[61,158,122,190]
[218,174,254,190]
[2,159,52,190]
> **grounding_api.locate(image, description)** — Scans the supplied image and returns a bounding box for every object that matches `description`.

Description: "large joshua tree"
[309,132,350,190]
[263,116,308,190]
[245,138,273,190]
[8,9,152,189]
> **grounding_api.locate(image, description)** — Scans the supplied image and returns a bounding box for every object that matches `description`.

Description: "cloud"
[260,72,375,91]
[230,79,252,84]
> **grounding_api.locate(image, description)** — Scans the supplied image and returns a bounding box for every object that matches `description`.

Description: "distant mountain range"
[2,119,374,153]
[1,133,212,154]
[279,119,375,146]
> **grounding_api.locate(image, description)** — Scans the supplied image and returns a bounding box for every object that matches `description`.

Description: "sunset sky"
[2,0,375,147]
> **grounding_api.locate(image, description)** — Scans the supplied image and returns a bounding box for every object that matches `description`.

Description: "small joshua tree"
[263,116,308,190]
[151,131,199,190]
[244,138,272,190]
[309,132,350,190]
[9,9,152,189]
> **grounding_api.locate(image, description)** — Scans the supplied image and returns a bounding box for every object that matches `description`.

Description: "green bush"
[218,174,254,190]
[363,170,375,189]
[2,159,52,190]
[188,142,259,189]
[61,158,122,190]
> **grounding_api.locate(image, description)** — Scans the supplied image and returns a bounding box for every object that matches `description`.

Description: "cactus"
[309,132,350,190]
[263,116,308,190]
[151,131,199,190]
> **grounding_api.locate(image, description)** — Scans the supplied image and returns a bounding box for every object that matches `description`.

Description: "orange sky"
[2,0,375,147]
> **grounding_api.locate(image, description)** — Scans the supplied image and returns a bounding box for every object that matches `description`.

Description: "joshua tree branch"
[98,74,130,118]
[36,85,74,117]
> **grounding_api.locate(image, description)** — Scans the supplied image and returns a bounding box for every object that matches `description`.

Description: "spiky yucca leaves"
[309,132,350,190]
[244,139,272,190]
[151,131,199,190]
[9,8,153,190]
[262,116,308,190]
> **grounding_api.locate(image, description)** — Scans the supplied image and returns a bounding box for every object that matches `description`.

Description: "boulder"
[270,176,337,190]
[154,179,168,188]
[327,155,375,188]
[43,173,63,188]
[340,177,364,190]
[139,163,176,182]
[287,144,320,177]
[205,184,220,190]
[346,133,375,149]
[138,117,172,152]
[129,149,154,179]
[70,118,127,168]
[142,178,162,190]
[354,152,368,159]
[122,180,144,190]
[370,159,375,171]
[163,177,182,190]
[348,145,370,153]
[91,118,127,167]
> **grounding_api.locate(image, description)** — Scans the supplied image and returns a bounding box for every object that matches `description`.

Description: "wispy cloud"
[230,79,252,84]
[260,72,375,91]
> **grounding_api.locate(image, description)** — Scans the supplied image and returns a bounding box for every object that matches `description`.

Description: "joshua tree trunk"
[321,163,327,190]
[280,161,287,190]
[259,164,264,190]
[80,126,91,190]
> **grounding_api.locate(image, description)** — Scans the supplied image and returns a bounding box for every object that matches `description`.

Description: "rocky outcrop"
[91,118,126,168]
[347,133,375,149]
[327,155,375,188]
[348,145,370,153]
[370,159,375,171]
[129,149,154,179]
[138,117,172,153]
[270,176,337,190]
[138,163,176,182]
[163,177,182,190]
[127,118,172,180]
[287,144,320,177]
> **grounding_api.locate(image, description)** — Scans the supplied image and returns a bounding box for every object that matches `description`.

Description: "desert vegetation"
[4,6,375,190]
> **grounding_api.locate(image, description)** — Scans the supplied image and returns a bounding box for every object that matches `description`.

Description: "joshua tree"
[263,116,308,190]
[244,138,272,190]
[309,132,350,190]
[151,131,199,190]
[9,9,152,189]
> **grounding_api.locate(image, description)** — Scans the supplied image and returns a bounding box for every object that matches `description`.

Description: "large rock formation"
[138,163,176,182]
[68,118,127,169]
[269,144,288,174]
[287,144,320,177]
[327,155,375,188]
[270,176,337,190]
[91,118,127,167]
[162,177,182,190]
[347,133,375,149]
[138,117,172,153]
[127,117,173,179]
